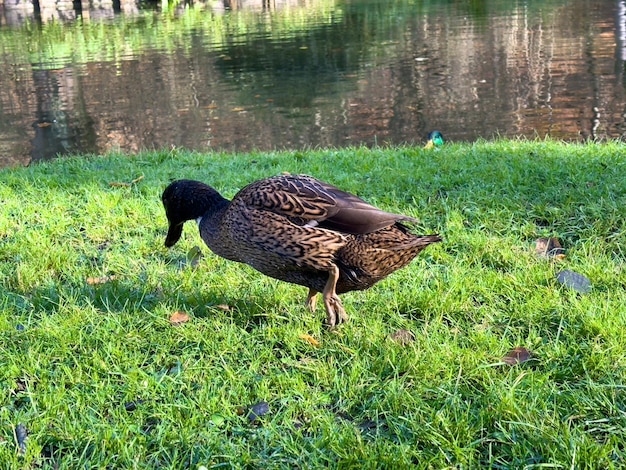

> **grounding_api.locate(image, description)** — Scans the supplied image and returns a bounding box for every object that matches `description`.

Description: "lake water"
[0,0,624,167]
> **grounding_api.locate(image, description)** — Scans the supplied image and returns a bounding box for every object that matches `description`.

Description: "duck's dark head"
[162,179,228,247]
[424,130,444,149]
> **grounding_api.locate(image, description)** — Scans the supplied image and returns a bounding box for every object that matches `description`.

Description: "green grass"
[1,140,626,468]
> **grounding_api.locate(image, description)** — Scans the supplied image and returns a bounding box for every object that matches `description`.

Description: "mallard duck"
[162,174,440,327]
[424,130,444,149]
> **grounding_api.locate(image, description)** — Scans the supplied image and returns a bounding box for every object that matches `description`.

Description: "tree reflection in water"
[0,0,623,167]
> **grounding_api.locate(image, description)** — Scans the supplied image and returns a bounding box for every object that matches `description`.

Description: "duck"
[162,174,441,328]
[424,130,444,149]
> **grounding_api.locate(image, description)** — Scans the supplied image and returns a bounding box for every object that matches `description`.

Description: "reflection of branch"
[223,0,238,11]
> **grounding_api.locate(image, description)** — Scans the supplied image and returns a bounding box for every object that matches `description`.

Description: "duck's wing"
[234,174,417,235]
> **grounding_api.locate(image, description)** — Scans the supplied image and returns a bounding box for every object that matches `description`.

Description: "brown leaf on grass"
[331,408,381,433]
[124,399,145,412]
[247,401,270,423]
[299,333,320,347]
[97,241,111,251]
[358,419,378,432]
[535,237,566,259]
[502,346,532,366]
[166,361,182,376]
[15,423,27,455]
[213,304,232,312]
[14,378,27,394]
[187,246,203,268]
[556,270,592,294]
[169,311,190,326]
[390,329,415,345]
[86,275,118,285]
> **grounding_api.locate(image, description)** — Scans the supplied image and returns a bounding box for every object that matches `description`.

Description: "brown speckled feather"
[162,174,441,327]
[236,174,418,234]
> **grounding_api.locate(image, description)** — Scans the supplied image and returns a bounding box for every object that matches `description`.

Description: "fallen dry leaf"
[187,246,203,268]
[169,311,190,325]
[86,275,118,285]
[214,304,231,312]
[14,378,27,394]
[247,401,270,423]
[124,399,145,412]
[210,413,226,427]
[166,361,182,376]
[358,419,378,432]
[556,270,592,293]
[390,329,415,345]
[299,333,320,347]
[535,237,566,259]
[15,423,27,455]
[502,346,532,366]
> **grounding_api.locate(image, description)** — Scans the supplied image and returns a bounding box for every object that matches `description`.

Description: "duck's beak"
[165,222,183,247]
[424,139,435,150]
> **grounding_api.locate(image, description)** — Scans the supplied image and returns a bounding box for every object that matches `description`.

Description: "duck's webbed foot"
[322,266,349,328]
[323,293,348,328]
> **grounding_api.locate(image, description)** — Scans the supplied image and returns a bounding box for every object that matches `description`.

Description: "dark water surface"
[0,0,625,167]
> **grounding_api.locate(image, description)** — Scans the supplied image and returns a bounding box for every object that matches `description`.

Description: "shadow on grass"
[2,274,301,333]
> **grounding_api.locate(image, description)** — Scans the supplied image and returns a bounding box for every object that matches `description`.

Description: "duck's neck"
[196,197,229,228]
[197,198,232,254]
[169,181,230,225]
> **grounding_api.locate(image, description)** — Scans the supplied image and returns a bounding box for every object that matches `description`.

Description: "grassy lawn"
[1,141,626,468]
